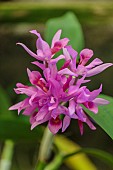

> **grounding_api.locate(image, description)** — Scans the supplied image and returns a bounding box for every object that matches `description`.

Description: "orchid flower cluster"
[9,30,113,135]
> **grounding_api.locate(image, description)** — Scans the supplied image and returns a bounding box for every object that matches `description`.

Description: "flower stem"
[0,140,14,170]
[35,127,54,170]
[44,154,63,170]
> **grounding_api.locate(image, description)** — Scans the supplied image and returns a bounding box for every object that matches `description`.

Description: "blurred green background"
[0,1,113,170]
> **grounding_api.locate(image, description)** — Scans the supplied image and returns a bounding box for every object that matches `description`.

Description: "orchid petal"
[50,55,65,64]
[58,68,76,76]
[84,102,98,114]
[76,105,86,122]
[86,58,103,69]
[32,61,46,70]
[93,98,109,105]
[58,38,69,48]
[29,93,37,106]
[23,104,37,115]
[80,48,93,65]
[85,117,96,130]
[86,63,113,77]
[88,84,102,101]
[63,48,71,61]
[48,117,62,134]
[31,111,51,130]
[9,98,29,115]
[14,86,37,96]
[17,42,38,59]
[66,45,78,60]
[68,99,75,116]
[62,116,71,132]
[30,30,40,37]
[51,29,62,48]
[27,68,41,85]
[78,120,84,135]
[35,106,48,121]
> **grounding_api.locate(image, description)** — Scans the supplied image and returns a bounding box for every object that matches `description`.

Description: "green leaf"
[45,12,84,53]
[0,117,43,142]
[84,94,113,139]
[64,148,113,168]
[0,85,14,118]
[54,135,96,170]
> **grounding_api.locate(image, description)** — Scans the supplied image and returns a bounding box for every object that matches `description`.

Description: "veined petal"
[86,63,113,77]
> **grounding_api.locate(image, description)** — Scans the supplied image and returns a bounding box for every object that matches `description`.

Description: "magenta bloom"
[9,29,113,134]
[17,30,68,70]
[63,46,113,77]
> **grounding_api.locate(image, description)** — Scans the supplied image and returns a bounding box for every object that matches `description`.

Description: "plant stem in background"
[36,127,54,170]
[0,140,14,170]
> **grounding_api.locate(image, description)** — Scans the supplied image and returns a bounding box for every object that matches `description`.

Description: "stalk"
[35,127,54,170]
[0,140,14,170]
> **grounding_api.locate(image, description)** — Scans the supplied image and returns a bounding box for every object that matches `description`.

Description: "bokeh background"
[0,0,113,170]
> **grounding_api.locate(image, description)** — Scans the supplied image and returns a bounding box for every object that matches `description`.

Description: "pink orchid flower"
[9,29,113,135]
[63,46,113,77]
[17,29,69,70]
